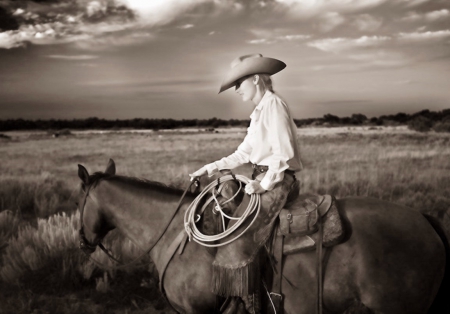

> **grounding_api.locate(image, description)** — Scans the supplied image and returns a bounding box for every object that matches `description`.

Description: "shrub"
[58,129,72,136]
[0,210,21,254]
[0,180,36,218]
[0,178,75,219]
[408,116,433,132]
[0,212,83,286]
[0,211,150,289]
[433,120,450,133]
[33,179,75,217]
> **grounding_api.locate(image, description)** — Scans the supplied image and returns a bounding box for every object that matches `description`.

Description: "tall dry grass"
[0,211,149,285]
[0,210,161,313]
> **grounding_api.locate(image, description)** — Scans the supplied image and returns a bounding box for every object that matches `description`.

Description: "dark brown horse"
[77,160,448,314]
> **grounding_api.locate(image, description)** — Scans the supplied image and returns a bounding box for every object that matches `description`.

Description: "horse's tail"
[423,213,450,314]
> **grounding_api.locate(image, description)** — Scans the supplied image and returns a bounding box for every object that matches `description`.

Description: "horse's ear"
[105,159,116,175]
[78,164,90,185]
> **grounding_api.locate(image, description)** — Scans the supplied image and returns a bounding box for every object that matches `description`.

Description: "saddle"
[277,193,345,255]
[264,193,345,314]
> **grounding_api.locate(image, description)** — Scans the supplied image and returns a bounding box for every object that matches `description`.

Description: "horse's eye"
[75,202,79,206]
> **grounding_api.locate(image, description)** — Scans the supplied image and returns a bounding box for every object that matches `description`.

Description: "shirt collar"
[250,90,273,118]
[256,90,272,110]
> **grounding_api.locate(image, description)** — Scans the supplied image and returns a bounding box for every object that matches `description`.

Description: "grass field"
[1,126,449,313]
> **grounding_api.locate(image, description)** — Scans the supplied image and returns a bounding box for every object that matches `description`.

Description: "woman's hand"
[189,166,208,181]
[245,180,266,194]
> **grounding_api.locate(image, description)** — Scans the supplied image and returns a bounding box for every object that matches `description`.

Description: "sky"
[0,0,449,120]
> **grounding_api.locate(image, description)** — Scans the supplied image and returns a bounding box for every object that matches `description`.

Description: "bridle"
[78,178,200,269]
[78,184,99,255]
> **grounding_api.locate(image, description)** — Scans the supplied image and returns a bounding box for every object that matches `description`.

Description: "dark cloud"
[81,2,135,24]
[30,0,62,3]
[0,6,19,31]
[0,0,138,48]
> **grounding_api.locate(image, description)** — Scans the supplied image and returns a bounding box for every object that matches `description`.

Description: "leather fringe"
[212,259,260,297]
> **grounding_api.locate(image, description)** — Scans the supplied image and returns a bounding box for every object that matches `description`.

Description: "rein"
[78,178,199,269]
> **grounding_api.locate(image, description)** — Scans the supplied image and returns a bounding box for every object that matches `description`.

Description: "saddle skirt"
[277,193,345,255]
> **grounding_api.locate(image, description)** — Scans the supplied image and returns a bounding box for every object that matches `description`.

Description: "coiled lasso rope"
[184,174,261,247]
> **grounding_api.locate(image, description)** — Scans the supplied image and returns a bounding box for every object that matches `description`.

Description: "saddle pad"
[282,196,345,255]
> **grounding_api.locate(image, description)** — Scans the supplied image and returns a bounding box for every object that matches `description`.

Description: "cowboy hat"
[219,53,286,93]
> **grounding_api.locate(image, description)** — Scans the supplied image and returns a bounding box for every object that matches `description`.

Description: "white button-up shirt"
[205,91,302,190]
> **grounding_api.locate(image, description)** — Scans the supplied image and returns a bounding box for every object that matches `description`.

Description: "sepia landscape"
[1,0,450,312]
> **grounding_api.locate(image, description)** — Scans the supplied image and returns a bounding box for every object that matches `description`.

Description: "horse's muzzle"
[79,228,98,255]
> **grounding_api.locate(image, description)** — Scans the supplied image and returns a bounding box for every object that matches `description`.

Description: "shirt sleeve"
[259,98,295,190]
[204,133,252,176]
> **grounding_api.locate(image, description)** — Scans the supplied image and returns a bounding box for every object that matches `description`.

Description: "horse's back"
[283,197,445,314]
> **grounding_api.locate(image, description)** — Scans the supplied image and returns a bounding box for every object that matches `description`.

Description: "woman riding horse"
[190,53,302,313]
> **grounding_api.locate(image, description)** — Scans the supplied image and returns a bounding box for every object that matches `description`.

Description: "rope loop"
[184,174,261,247]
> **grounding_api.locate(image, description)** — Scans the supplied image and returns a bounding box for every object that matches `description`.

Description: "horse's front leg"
[163,244,217,313]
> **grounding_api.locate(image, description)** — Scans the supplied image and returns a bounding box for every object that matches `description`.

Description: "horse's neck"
[97,179,190,270]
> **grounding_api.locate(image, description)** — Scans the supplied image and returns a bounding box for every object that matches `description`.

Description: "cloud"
[306,34,415,70]
[0,0,137,49]
[401,12,424,22]
[13,8,25,16]
[1,0,448,51]
[307,35,391,53]
[306,28,450,70]
[0,0,228,50]
[347,50,411,68]
[318,12,345,32]
[118,0,208,25]
[73,33,153,51]
[86,1,107,17]
[398,29,450,42]
[0,0,238,49]
[308,29,450,54]
[402,9,450,23]
[399,0,431,8]
[247,28,311,45]
[280,34,311,40]
[247,34,310,44]
[247,38,275,45]
[0,31,24,49]
[46,54,99,60]
[425,9,450,21]
[178,24,194,29]
[273,0,389,18]
[352,14,383,32]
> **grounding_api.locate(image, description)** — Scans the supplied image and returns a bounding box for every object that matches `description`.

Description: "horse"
[77,159,448,314]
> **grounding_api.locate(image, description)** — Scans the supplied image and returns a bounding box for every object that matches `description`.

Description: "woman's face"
[235,76,256,102]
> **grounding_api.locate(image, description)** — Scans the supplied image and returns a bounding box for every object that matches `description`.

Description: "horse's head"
[77,159,116,255]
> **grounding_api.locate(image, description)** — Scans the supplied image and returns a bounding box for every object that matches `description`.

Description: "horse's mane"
[88,171,197,196]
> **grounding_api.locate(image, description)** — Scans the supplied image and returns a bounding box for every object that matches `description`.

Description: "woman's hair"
[258,74,273,92]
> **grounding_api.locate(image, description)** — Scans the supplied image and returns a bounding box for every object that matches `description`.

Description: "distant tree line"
[0,117,247,131]
[294,109,450,133]
[0,109,449,132]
